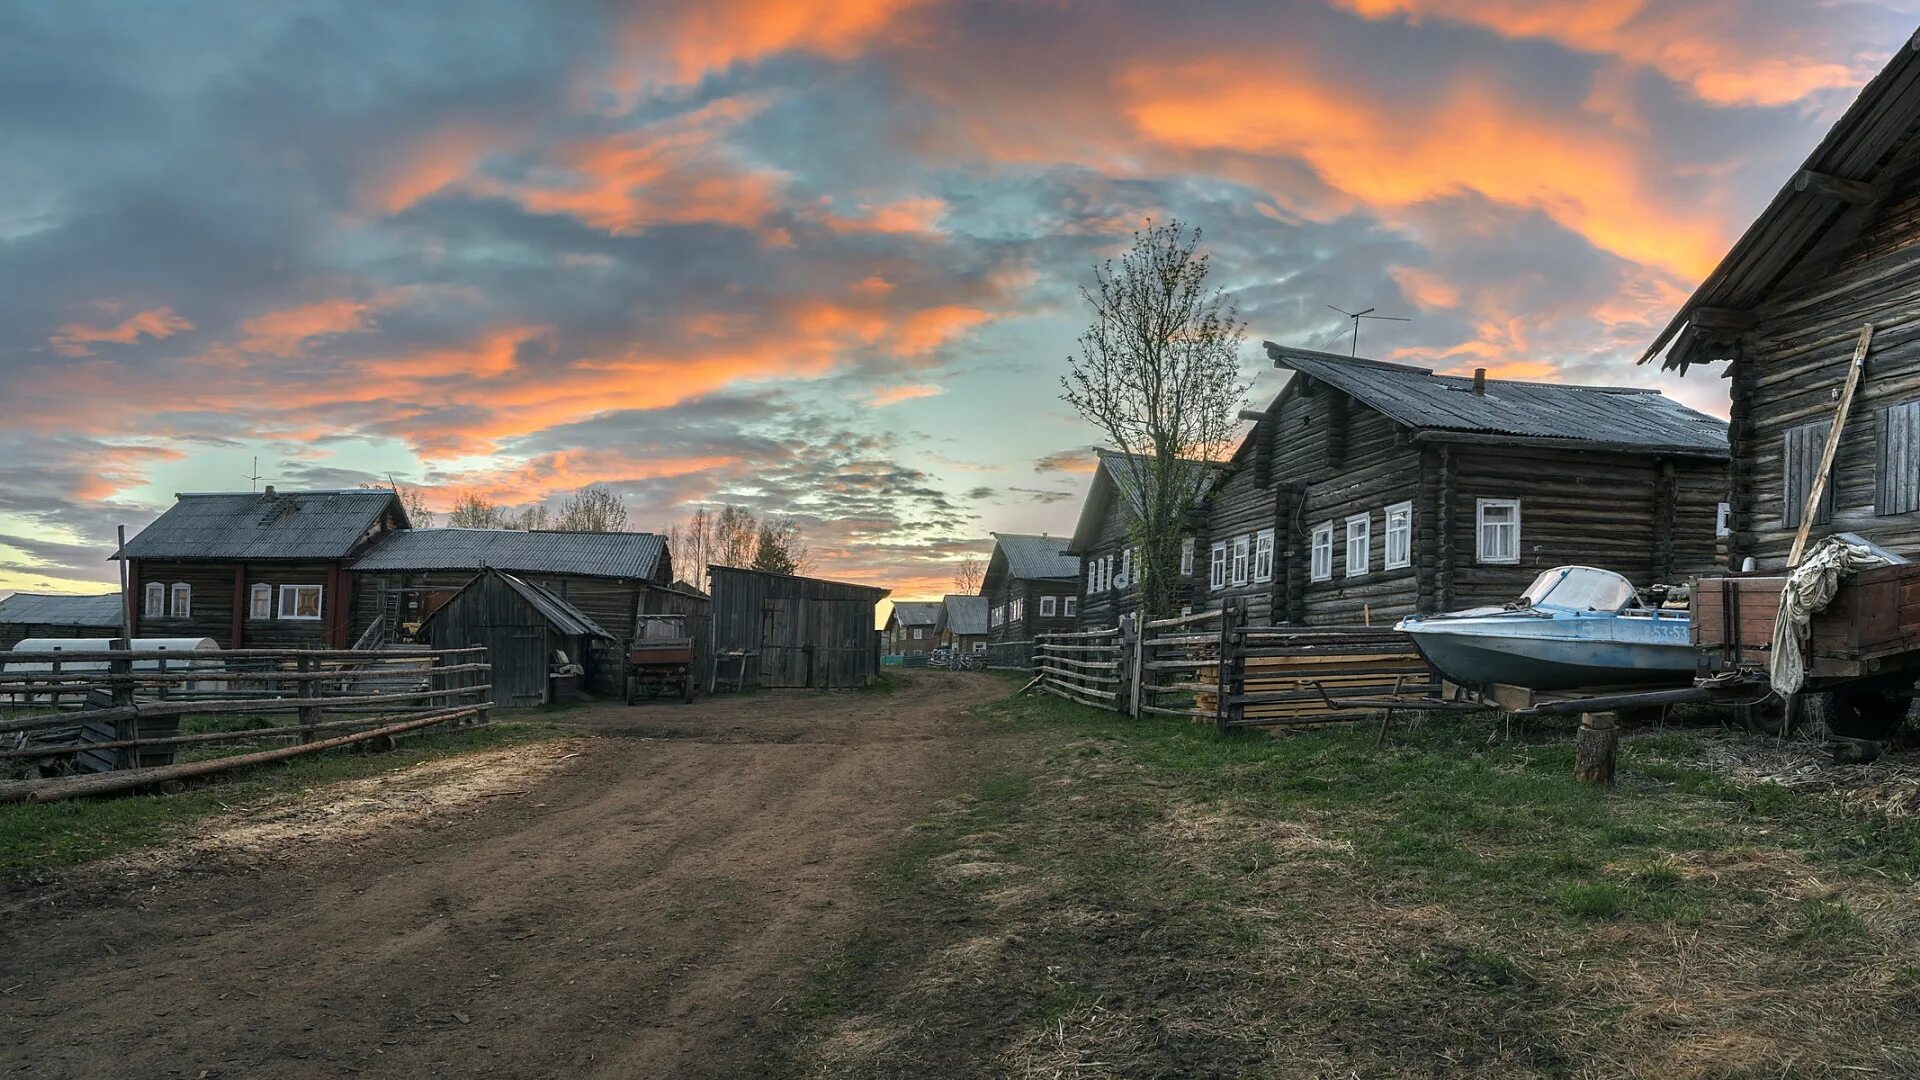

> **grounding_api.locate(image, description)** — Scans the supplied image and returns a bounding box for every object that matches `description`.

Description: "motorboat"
[1395,566,1695,691]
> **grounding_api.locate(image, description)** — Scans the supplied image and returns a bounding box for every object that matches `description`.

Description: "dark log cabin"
[1645,35,1920,566]
[115,488,409,648]
[939,594,989,655]
[1193,346,1729,626]
[982,533,1080,652]
[885,601,942,656]
[0,592,123,649]
[1065,450,1209,628]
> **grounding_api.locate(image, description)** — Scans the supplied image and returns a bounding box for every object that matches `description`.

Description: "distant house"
[707,565,889,689]
[1190,346,1729,625]
[417,568,613,707]
[1643,40,1920,566]
[0,592,123,649]
[982,533,1080,664]
[885,601,942,655]
[1065,449,1212,629]
[115,487,409,648]
[938,594,989,655]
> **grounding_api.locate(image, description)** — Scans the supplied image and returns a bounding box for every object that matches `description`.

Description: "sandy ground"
[0,670,1013,1079]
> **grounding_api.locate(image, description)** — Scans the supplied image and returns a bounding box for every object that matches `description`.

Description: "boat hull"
[1398,610,1695,692]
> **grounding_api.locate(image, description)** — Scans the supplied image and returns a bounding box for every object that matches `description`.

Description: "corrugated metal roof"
[991,533,1080,581]
[0,592,123,627]
[1067,451,1218,553]
[118,490,403,561]
[495,572,613,639]
[941,594,988,636]
[1647,34,1920,370]
[351,528,665,580]
[889,601,943,627]
[1268,346,1729,455]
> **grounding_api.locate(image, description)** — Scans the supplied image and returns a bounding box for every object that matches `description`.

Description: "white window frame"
[1384,501,1412,570]
[278,583,324,621]
[912,627,924,640]
[169,582,191,618]
[1716,501,1731,538]
[249,583,273,619]
[1180,537,1194,576]
[1119,548,1132,590]
[1209,542,1227,590]
[1310,522,1333,583]
[972,641,986,653]
[1253,529,1275,583]
[143,582,165,618]
[1040,595,1057,618]
[1345,513,1371,577]
[1476,498,1522,565]
[1230,536,1251,586]
[1063,596,1077,618]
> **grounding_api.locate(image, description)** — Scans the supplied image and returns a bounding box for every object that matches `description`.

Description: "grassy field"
[777,690,1920,1079]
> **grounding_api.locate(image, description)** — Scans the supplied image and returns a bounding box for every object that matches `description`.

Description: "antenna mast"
[1325,304,1412,358]
[246,456,263,492]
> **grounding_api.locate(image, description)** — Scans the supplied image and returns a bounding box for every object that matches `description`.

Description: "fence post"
[1215,602,1242,733]
[1128,614,1145,720]
[296,654,319,744]
[108,639,136,769]
[50,648,62,711]
[473,645,492,727]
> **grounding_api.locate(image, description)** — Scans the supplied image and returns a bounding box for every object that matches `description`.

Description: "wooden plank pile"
[1194,626,1437,728]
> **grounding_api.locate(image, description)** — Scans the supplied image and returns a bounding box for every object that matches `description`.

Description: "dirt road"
[0,670,1015,1079]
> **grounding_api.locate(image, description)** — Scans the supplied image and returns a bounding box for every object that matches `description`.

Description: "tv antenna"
[246,456,263,492]
[1326,304,1410,358]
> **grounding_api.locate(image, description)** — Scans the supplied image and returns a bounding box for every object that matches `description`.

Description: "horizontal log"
[0,646,475,664]
[0,663,488,687]
[0,704,495,760]
[0,685,491,734]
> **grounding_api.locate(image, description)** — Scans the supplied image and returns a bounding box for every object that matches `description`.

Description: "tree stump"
[1574,712,1618,787]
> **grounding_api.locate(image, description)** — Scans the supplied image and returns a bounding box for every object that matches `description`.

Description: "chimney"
[1472,368,1486,396]
[263,484,277,497]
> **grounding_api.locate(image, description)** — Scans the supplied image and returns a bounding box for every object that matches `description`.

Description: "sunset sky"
[5,1,1917,601]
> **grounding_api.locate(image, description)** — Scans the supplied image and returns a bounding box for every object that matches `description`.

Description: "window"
[1063,596,1077,618]
[1878,400,1920,515]
[973,641,986,653]
[1253,529,1275,583]
[912,627,924,640]
[1716,502,1731,538]
[1209,542,1227,590]
[1118,547,1131,590]
[169,583,190,618]
[1345,514,1371,577]
[1476,499,1521,564]
[1040,595,1057,618]
[1384,502,1412,570]
[279,584,324,620]
[1310,523,1333,582]
[249,583,273,619]
[1180,537,1194,576]
[143,582,164,618]
[1230,535,1251,586]
[1783,421,1834,527]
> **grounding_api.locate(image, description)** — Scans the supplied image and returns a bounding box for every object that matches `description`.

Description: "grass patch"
[776,687,1920,1078]
[0,719,562,876]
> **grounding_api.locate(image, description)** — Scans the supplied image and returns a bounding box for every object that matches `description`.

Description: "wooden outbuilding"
[885,601,942,656]
[706,565,888,689]
[0,593,123,650]
[1065,450,1212,629]
[418,568,613,707]
[1192,346,1730,626]
[981,533,1080,666]
[1645,36,1920,566]
[938,594,989,655]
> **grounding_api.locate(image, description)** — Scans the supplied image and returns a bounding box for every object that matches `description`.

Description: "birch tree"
[1061,219,1247,619]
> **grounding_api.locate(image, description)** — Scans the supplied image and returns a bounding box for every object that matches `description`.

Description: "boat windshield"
[1518,566,1639,613]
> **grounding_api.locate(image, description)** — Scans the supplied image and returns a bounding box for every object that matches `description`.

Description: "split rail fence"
[1032,604,1439,730]
[0,644,492,803]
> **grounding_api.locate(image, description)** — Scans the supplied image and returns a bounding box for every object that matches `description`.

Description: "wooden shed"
[0,593,123,650]
[1645,36,1920,567]
[706,566,888,689]
[418,568,613,707]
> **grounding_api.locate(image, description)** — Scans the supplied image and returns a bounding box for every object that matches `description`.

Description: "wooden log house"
[884,601,942,656]
[0,592,123,649]
[938,594,990,655]
[1193,346,1729,626]
[982,533,1080,653]
[1645,34,1920,567]
[114,487,410,649]
[1066,450,1210,629]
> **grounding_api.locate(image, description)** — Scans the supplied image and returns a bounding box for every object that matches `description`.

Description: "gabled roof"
[118,489,405,561]
[888,601,943,628]
[1066,450,1217,554]
[1646,34,1920,371]
[351,528,666,581]
[940,594,989,636]
[986,532,1079,585]
[420,568,612,639]
[0,592,123,627]
[1266,345,1728,456]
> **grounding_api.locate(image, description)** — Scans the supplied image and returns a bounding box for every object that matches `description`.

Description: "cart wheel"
[681,672,694,703]
[624,673,636,706]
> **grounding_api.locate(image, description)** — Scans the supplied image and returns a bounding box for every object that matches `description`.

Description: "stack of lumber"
[1194,627,1436,727]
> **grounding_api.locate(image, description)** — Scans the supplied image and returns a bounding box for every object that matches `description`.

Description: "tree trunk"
[1574,712,1618,787]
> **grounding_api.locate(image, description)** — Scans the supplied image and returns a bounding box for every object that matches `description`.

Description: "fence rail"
[0,644,493,803]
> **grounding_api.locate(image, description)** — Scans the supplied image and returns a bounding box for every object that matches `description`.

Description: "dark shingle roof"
[0,592,123,628]
[991,533,1080,581]
[941,594,988,636]
[889,601,943,628]
[352,528,665,580]
[119,490,403,561]
[1267,345,1728,456]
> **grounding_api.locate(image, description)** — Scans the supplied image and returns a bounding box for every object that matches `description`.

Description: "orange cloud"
[821,196,947,235]
[237,297,380,357]
[50,306,192,357]
[870,384,945,407]
[1333,0,1871,107]
[605,0,929,97]
[359,125,503,214]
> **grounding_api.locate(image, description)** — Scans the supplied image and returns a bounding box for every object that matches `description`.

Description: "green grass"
[0,720,562,875]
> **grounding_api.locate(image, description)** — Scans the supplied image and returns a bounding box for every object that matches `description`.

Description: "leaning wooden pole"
[1788,322,1874,566]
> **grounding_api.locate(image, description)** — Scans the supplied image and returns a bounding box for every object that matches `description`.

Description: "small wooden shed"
[0,593,124,650]
[419,568,613,707]
[707,566,889,689]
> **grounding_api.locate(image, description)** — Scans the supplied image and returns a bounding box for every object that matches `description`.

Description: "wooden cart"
[625,615,695,704]
[1691,563,1920,685]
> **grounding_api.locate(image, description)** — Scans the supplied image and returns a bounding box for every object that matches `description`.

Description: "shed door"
[760,599,809,688]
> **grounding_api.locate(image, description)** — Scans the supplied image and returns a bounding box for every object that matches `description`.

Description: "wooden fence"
[986,638,1036,671]
[0,644,491,803]
[1033,604,1438,731]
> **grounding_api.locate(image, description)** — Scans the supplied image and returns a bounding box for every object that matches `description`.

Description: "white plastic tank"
[5,638,223,700]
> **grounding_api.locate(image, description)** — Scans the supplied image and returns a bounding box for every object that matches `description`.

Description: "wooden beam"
[1793,169,1879,205]
[1237,409,1268,422]
[1689,306,1758,332]
[1788,322,1875,566]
